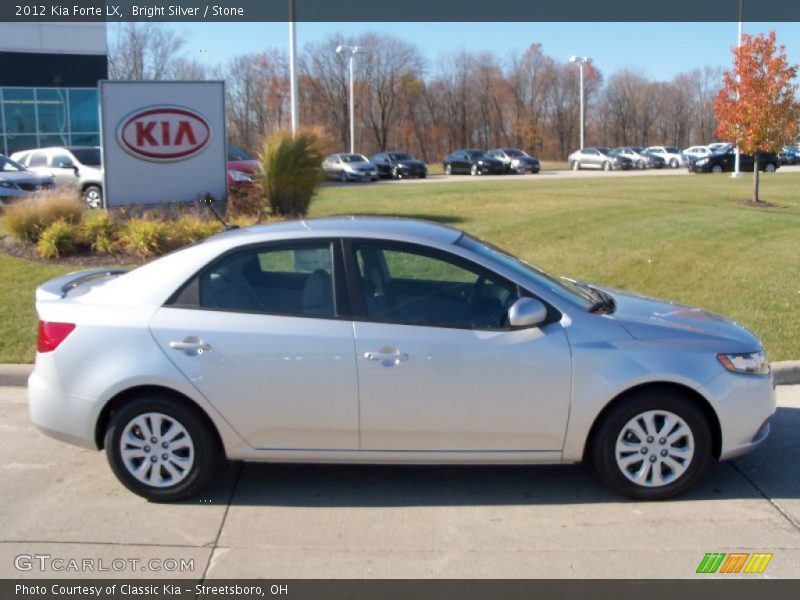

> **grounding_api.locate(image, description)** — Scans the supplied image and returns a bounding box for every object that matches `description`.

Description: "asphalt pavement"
[1,385,799,579]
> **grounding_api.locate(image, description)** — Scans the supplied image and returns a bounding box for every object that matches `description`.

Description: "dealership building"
[0,22,107,156]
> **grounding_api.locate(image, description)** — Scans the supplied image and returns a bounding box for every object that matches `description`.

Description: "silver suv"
[11,146,103,208]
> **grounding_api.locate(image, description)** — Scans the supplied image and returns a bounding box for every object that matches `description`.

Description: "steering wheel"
[463,275,486,321]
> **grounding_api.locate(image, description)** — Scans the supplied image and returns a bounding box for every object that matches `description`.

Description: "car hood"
[514,156,539,164]
[597,286,762,352]
[0,171,54,184]
[396,159,425,167]
[228,159,260,173]
[344,161,375,169]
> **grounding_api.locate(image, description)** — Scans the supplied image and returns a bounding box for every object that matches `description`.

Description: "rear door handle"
[364,351,409,363]
[169,338,211,354]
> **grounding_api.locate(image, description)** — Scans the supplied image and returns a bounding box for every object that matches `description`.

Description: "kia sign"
[100,81,226,207]
[117,106,211,162]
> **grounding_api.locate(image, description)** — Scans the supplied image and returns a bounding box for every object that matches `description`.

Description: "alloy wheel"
[119,412,195,488]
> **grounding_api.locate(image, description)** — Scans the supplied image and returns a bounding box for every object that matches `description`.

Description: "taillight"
[37,321,76,353]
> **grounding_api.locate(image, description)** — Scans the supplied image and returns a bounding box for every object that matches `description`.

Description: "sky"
[158,21,800,82]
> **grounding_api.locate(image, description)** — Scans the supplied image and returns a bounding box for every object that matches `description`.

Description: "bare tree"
[108,23,187,80]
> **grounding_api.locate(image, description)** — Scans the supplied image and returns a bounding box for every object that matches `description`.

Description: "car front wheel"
[83,185,103,209]
[764,162,777,173]
[571,160,581,171]
[444,164,452,176]
[470,164,479,176]
[591,390,712,500]
[711,164,723,174]
[105,395,220,502]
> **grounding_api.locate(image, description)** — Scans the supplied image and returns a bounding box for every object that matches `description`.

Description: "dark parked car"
[370,152,428,179]
[636,148,667,169]
[486,148,541,174]
[689,145,780,174]
[443,149,505,176]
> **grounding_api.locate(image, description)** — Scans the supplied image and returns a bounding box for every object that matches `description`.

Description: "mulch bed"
[1,237,146,267]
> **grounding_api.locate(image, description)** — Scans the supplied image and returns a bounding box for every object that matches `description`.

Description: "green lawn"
[1,172,799,363]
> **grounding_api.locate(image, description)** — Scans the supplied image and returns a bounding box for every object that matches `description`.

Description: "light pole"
[336,44,361,154]
[288,0,298,137]
[569,56,590,149]
[733,0,743,177]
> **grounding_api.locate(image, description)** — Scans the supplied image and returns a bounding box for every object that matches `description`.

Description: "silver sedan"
[29,218,775,501]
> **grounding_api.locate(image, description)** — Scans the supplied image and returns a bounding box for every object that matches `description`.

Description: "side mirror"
[508,297,548,328]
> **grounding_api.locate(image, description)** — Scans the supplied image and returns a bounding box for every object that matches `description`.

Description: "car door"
[347,240,572,452]
[149,240,360,450]
[585,148,602,168]
[48,152,81,189]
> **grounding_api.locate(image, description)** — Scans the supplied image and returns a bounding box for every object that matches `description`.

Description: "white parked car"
[683,146,712,160]
[322,153,378,182]
[11,146,103,208]
[643,146,689,169]
[29,218,775,502]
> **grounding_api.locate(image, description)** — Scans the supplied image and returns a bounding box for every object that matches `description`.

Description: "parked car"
[643,146,689,169]
[443,149,505,176]
[689,145,780,174]
[637,148,667,169]
[12,146,103,208]
[0,154,55,204]
[227,144,260,189]
[778,146,800,165]
[612,147,657,169]
[486,148,541,174]
[322,153,378,182]
[29,217,775,502]
[568,147,632,171]
[370,151,428,179]
[683,146,712,161]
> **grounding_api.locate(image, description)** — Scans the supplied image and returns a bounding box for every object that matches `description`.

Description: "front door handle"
[169,337,211,354]
[364,347,409,367]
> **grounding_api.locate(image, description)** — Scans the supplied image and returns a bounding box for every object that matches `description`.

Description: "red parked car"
[227,144,260,189]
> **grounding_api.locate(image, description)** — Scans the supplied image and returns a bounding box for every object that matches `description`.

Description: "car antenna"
[200,194,238,230]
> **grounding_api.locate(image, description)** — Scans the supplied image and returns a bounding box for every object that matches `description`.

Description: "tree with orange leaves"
[715,30,799,204]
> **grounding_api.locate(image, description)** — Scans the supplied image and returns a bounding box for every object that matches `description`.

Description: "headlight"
[228,169,253,183]
[695,158,709,166]
[717,351,769,375]
[0,181,15,189]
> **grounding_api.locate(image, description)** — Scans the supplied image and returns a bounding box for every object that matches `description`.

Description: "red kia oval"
[117,106,211,161]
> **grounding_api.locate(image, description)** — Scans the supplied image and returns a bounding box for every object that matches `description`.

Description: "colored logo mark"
[696,552,773,574]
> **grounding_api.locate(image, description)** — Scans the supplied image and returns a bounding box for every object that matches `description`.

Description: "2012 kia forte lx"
[29,217,775,501]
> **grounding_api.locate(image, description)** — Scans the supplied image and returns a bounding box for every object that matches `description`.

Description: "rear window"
[68,148,101,167]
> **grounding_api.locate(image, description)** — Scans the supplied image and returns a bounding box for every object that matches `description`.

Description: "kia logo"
[117,106,211,162]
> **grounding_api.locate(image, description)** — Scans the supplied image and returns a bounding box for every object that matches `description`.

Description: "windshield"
[712,144,734,154]
[457,234,595,310]
[596,147,611,155]
[227,144,253,161]
[665,146,681,153]
[341,154,368,163]
[504,149,527,157]
[466,151,485,159]
[68,148,101,167]
[0,156,25,172]
[388,152,411,161]
[630,147,643,153]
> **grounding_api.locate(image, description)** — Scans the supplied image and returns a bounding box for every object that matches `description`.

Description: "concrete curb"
[2,361,800,388]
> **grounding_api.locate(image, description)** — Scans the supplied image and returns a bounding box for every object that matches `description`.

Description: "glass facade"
[0,87,100,156]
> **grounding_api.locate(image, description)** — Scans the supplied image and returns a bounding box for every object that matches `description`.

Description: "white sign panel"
[100,81,226,207]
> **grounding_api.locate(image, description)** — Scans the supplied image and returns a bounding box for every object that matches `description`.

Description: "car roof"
[213,216,463,246]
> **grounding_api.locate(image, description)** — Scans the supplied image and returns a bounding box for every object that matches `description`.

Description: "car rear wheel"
[669,158,679,168]
[444,164,452,176]
[711,164,723,174]
[602,161,611,171]
[83,185,103,209]
[637,160,645,169]
[571,160,581,171]
[339,171,348,183]
[105,395,220,502]
[764,162,777,173]
[591,390,712,500]
[470,164,479,176]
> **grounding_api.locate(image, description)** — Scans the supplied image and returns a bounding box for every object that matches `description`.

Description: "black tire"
[470,164,479,176]
[602,161,611,171]
[591,390,712,500]
[711,164,723,174]
[637,159,645,170]
[764,162,777,173]
[444,164,452,176]
[669,158,679,168]
[82,185,103,209]
[419,173,427,179]
[105,394,220,502]
[339,171,348,183]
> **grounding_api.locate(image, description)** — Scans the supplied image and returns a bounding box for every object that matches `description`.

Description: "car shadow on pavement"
[195,406,799,508]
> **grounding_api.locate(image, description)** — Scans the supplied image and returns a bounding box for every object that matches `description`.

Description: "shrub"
[258,128,325,217]
[3,193,85,243]
[36,219,78,260]
[119,217,169,257]
[169,215,224,248]
[227,185,266,219]
[80,211,120,254]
